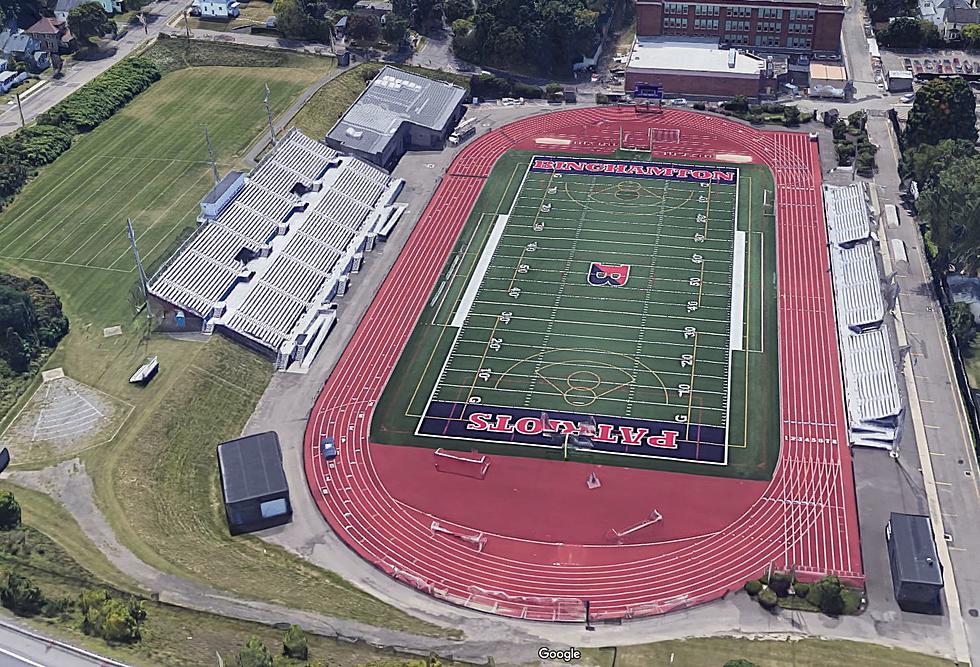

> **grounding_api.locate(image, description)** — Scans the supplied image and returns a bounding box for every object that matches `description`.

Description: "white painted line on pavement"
[0,646,46,667]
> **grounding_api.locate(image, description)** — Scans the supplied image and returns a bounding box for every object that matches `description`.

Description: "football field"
[375,151,779,479]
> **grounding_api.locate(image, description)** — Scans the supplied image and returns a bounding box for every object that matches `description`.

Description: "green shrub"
[37,57,160,133]
[0,572,45,616]
[595,92,609,104]
[758,587,778,609]
[692,101,705,110]
[794,582,810,598]
[842,589,863,615]
[0,492,21,530]
[239,635,273,667]
[282,624,308,660]
[807,575,847,616]
[724,660,760,667]
[768,571,792,597]
[744,579,763,595]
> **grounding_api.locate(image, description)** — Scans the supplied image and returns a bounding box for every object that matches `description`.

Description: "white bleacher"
[825,183,872,247]
[823,184,904,451]
[148,129,405,369]
[829,241,884,332]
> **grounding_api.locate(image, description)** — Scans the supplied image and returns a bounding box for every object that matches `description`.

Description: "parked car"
[903,58,913,71]
[900,93,915,103]
[669,98,688,106]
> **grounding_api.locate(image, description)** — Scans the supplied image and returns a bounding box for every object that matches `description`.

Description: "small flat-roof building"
[217,432,292,535]
[325,65,466,170]
[809,63,848,98]
[625,37,768,98]
[886,512,944,613]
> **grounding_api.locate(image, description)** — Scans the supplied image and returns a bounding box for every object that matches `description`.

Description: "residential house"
[0,31,50,72]
[353,0,392,16]
[53,0,117,21]
[919,0,980,40]
[198,0,241,19]
[26,17,76,54]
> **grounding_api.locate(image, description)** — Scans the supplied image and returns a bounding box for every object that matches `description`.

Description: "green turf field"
[374,150,780,480]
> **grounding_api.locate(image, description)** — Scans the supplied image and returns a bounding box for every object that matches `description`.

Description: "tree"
[724,661,760,667]
[68,2,114,48]
[238,636,273,667]
[0,491,21,531]
[964,23,980,47]
[784,105,801,126]
[917,155,980,271]
[382,14,410,44]
[1,572,45,616]
[805,575,847,616]
[444,0,472,22]
[901,138,976,187]
[904,77,978,148]
[98,598,140,642]
[282,624,308,660]
[346,13,380,41]
[951,302,977,348]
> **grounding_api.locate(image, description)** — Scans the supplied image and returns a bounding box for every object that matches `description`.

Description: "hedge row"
[37,57,160,132]
[0,57,160,207]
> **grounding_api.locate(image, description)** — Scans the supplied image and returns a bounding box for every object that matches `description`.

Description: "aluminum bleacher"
[823,184,903,451]
[148,129,406,370]
[825,183,872,247]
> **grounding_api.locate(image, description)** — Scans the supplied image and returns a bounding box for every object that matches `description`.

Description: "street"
[0,619,129,667]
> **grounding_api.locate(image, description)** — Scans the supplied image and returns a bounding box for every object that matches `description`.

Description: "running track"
[303,108,863,622]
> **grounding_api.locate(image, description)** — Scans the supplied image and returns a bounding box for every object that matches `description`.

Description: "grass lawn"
[0,502,468,667]
[0,47,449,638]
[142,36,334,74]
[580,637,955,667]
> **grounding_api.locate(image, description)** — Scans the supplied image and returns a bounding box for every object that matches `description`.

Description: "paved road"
[0,619,129,667]
[0,0,187,136]
[863,115,980,667]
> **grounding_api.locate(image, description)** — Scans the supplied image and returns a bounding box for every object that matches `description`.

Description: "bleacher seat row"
[824,184,904,450]
[148,129,406,370]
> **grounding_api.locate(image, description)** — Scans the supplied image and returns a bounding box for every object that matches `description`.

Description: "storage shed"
[886,512,944,613]
[217,431,292,535]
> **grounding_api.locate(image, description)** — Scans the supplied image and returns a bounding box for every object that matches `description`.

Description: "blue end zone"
[419,401,726,464]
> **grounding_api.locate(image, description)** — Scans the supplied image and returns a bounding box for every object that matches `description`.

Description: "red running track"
[303,108,863,622]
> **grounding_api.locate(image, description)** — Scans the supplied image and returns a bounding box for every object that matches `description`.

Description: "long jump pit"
[304,107,863,622]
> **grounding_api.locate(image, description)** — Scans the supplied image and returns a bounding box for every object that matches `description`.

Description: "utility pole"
[264,82,277,147]
[204,125,219,185]
[14,93,24,128]
[127,219,153,319]
[183,9,190,40]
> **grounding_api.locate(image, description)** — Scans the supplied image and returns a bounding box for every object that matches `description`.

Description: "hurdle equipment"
[431,521,487,551]
[433,447,491,479]
[605,509,663,543]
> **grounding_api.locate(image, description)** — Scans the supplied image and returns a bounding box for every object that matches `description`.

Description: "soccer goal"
[433,448,491,479]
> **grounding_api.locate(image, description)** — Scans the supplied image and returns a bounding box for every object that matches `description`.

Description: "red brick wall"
[625,71,762,98]
[637,3,663,36]
[814,10,843,51]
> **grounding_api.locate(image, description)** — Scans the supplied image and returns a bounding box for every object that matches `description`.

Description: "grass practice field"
[375,150,779,479]
[0,65,320,327]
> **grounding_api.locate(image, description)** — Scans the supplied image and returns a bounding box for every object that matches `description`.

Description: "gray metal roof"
[889,513,944,586]
[54,0,88,12]
[217,431,288,503]
[201,170,244,205]
[326,65,466,157]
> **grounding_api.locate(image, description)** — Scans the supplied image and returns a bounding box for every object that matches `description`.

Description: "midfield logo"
[588,262,630,287]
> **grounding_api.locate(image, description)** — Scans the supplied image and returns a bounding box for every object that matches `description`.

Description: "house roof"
[26,17,63,35]
[945,6,980,22]
[326,65,466,157]
[54,0,89,12]
[217,432,289,504]
[354,0,393,10]
[6,34,35,54]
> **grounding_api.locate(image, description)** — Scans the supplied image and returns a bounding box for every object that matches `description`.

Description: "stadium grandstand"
[326,65,467,170]
[824,183,903,451]
[147,129,406,371]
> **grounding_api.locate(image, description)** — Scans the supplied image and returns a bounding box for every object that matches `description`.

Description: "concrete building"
[625,37,769,97]
[325,65,466,170]
[635,0,844,55]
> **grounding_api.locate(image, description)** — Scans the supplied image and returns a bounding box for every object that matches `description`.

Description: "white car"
[900,93,915,103]
[669,98,688,106]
